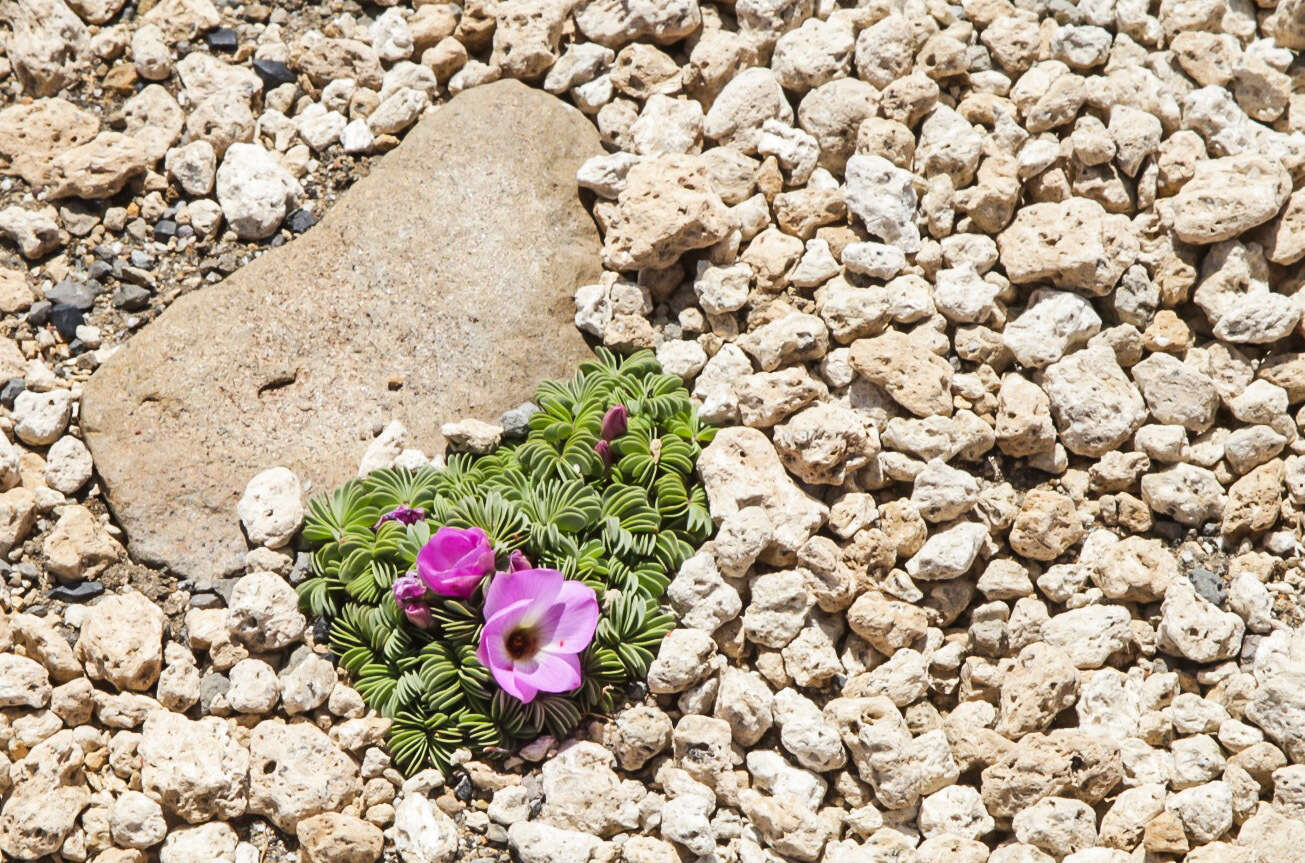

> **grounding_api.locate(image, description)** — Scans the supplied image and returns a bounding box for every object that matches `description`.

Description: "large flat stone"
[81,80,600,586]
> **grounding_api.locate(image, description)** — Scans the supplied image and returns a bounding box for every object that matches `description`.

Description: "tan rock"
[296,812,383,863]
[140,711,249,823]
[699,427,828,565]
[997,197,1137,295]
[0,270,36,314]
[995,373,1055,457]
[0,98,100,187]
[1091,536,1176,602]
[847,591,928,655]
[81,81,598,587]
[248,719,363,832]
[44,132,152,199]
[1173,154,1291,244]
[850,330,954,418]
[600,154,732,271]
[1040,345,1147,457]
[981,731,1122,818]
[998,643,1080,739]
[75,590,165,691]
[43,503,122,581]
[0,730,89,859]
[1008,489,1083,562]
[1222,459,1283,539]
[291,36,383,89]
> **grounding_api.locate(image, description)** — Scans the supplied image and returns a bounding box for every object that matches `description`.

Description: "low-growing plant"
[297,349,716,774]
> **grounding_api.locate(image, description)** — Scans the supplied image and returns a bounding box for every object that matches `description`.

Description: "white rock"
[43,435,93,494]
[1158,581,1245,664]
[905,520,989,581]
[237,467,304,548]
[393,793,458,863]
[12,388,72,446]
[159,822,239,863]
[227,569,306,651]
[1004,290,1102,367]
[165,140,217,196]
[110,790,167,849]
[667,552,742,632]
[215,142,303,240]
[845,154,921,253]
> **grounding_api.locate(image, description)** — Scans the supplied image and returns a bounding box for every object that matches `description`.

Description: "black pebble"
[51,581,105,603]
[154,219,178,241]
[113,284,151,311]
[0,379,24,409]
[314,615,332,646]
[453,773,473,802]
[253,58,296,88]
[286,208,316,233]
[205,27,239,52]
[49,304,85,342]
[45,278,97,310]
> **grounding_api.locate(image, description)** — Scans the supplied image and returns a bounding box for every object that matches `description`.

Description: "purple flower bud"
[401,600,433,629]
[374,505,427,529]
[600,404,628,441]
[508,549,532,572]
[594,439,615,468]
[393,573,427,604]
[393,574,432,628]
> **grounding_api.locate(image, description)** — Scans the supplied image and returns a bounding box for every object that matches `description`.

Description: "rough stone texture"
[81,80,599,585]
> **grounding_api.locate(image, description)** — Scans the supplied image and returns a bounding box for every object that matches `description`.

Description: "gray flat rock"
[81,80,600,586]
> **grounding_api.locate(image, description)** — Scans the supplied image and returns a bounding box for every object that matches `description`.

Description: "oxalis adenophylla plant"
[298,349,717,774]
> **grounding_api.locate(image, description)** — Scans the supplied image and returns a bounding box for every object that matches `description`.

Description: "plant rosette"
[297,349,716,774]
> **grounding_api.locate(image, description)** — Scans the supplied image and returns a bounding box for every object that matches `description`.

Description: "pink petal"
[479,598,533,669]
[495,668,539,703]
[484,567,562,619]
[513,649,582,696]
[534,581,599,654]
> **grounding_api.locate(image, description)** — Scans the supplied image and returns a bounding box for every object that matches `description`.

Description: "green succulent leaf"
[300,349,717,775]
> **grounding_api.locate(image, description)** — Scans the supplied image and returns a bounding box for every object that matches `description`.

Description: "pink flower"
[393,574,432,628]
[593,438,615,468]
[508,549,532,572]
[477,568,599,704]
[416,526,496,598]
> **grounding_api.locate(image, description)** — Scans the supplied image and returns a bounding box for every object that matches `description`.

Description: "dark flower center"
[505,627,539,661]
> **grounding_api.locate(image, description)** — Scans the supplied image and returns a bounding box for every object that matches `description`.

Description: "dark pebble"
[50,581,105,602]
[88,260,113,281]
[314,615,333,646]
[113,284,152,311]
[188,591,226,610]
[154,220,178,241]
[204,27,239,52]
[45,278,97,310]
[499,402,539,439]
[1188,566,1227,606]
[285,208,316,233]
[49,304,86,341]
[453,774,473,801]
[0,379,25,409]
[253,58,296,88]
[26,301,52,327]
